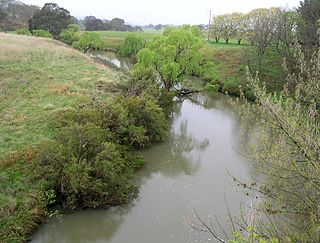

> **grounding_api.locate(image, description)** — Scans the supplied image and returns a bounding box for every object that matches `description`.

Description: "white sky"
[22,0,301,25]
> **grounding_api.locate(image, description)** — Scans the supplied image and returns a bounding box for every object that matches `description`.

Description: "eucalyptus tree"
[28,3,73,38]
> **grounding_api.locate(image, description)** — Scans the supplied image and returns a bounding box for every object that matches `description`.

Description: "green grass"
[208,38,250,48]
[202,40,285,96]
[0,33,115,155]
[88,30,161,50]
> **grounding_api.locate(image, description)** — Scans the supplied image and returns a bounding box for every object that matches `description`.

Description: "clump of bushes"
[30,94,168,210]
[32,29,53,38]
[59,24,80,45]
[15,28,53,38]
[120,34,146,56]
[73,32,105,51]
[204,83,218,92]
[15,28,32,36]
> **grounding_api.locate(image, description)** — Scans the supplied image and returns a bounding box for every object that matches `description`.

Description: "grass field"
[90,30,162,50]
[0,33,116,155]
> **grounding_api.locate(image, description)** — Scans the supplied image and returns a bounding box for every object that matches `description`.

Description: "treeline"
[209,2,320,73]
[82,16,142,32]
[0,1,142,33]
[0,0,39,30]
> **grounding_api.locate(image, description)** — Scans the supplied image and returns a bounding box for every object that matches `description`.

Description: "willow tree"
[135,26,206,91]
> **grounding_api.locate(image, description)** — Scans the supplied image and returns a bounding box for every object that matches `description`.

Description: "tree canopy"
[136,26,208,91]
[28,3,73,38]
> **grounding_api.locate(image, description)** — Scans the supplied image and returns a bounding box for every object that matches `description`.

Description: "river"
[31,53,256,243]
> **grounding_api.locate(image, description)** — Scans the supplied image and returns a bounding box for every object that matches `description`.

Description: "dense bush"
[59,24,80,45]
[120,34,146,56]
[15,28,32,36]
[73,32,105,51]
[32,29,53,38]
[30,94,168,210]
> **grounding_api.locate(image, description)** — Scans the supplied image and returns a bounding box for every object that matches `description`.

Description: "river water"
[31,53,256,243]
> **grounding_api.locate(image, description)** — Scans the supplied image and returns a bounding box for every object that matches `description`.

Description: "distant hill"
[0,0,39,30]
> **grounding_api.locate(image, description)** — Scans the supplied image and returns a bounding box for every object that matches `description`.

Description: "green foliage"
[126,65,159,97]
[28,3,73,39]
[120,34,146,56]
[136,26,209,91]
[204,83,218,92]
[32,29,53,38]
[15,28,32,36]
[236,43,320,241]
[59,24,80,45]
[31,93,168,210]
[0,1,38,31]
[102,96,168,148]
[73,32,105,51]
[297,0,320,56]
[0,34,167,241]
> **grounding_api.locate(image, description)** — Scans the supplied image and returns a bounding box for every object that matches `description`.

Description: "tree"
[136,26,208,91]
[297,0,320,56]
[73,32,105,52]
[237,43,320,241]
[59,24,80,45]
[209,15,224,43]
[120,34,146,56]
[84,16,104,31]
[274,9,298,74]
[28,3,73,38]
[247,8,280,73]
[0,1,39,30]
[155,24,163,31]
[231,12,248,45]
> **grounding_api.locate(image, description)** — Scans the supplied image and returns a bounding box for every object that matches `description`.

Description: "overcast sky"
[22,0,302,25]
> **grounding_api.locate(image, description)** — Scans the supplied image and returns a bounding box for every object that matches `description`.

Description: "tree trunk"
[215,37,219,43]
[225,38,229,44]
[237,39,241,45]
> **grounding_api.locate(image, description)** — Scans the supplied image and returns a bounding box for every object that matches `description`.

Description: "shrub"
[120,96,168,144]
[15,28,32,36]
[73,32,105,51]
[120,34,146,56]
[32,29,53,38]
[204,83,218,92]
[126,65,158,97]
[223,78,242,96]
[59,24,80,45]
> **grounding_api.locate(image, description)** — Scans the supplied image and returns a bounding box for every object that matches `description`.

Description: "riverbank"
[0,33,115,241]
[0,33,168,242]
[93,30,285,99]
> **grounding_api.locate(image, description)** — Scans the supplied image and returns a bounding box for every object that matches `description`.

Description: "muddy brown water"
[31,91,257,243]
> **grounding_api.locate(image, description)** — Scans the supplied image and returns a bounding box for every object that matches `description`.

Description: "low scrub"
[32,29,53,38]
[15,28,32,36]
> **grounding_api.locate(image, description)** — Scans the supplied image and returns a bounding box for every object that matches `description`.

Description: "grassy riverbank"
[0,33,169,242]
[201,41,285,97]
[91,30,161,50]
[0,34,116,155]
[94,30,285,96]
[0,33,117,241]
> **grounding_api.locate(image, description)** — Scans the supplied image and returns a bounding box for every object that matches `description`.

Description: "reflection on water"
[31,92,255,243]
[93,51,134,71]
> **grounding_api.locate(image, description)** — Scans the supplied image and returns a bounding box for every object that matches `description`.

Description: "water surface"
[31,92,255,243]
